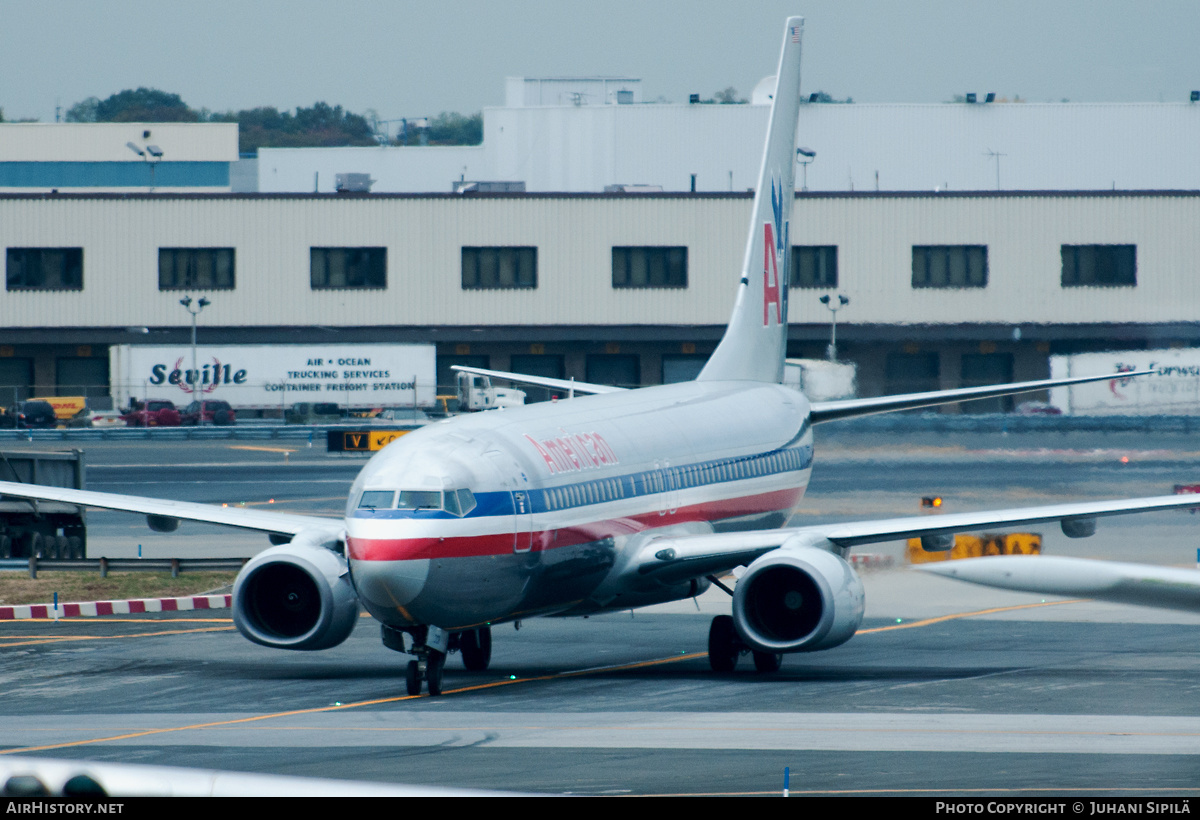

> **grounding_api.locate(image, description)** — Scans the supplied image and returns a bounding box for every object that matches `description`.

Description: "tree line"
[59,88,483,153]
[11,85,854,152]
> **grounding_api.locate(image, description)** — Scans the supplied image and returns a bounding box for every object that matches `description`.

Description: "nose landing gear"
[383,624,495,695]
[405,651,445,696]
[382,624,451,696]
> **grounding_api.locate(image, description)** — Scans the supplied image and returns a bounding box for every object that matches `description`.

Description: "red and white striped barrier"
[0,593,231,621]
[849,553,895,570]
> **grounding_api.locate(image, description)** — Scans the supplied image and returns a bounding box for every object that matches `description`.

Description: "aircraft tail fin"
[698,17,804,384]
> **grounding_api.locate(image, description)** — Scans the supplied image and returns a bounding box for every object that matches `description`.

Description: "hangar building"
[0,188,1196,412]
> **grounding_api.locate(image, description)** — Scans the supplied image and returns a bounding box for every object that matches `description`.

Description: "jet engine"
[232,536,359,651]
[731,541,864,653]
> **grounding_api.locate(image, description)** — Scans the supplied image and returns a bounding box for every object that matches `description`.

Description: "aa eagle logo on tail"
[762,175,789,327]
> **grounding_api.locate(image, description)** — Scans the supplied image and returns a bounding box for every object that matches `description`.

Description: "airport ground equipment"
[0,449,87,559]
[455,370,526,411]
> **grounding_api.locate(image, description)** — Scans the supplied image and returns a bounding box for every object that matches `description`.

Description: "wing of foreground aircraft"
[917,555,1200,613]
[635,493,1200,585]
[0,480,340,539]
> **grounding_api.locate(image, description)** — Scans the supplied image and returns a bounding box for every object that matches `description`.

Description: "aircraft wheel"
[426,652,445,696]
[55,536,70,561]
[0,536,10,558]
[405,661,422,696]
[27,532,44,559]
[460,627,492,671]
[67,536,83,560]
[708,615,740,673]
[753,650,782,674]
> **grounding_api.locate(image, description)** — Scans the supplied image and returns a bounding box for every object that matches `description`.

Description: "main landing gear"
[707,615,782,674]
[382,624,494,696]
[455,626,493,672]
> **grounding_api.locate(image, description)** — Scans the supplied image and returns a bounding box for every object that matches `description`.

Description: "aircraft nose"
[351,556,430,614]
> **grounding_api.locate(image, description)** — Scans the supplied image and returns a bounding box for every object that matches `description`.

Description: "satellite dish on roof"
[751,76,776,105]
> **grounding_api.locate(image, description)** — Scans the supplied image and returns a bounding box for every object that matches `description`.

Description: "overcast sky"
[2,0,1198,123]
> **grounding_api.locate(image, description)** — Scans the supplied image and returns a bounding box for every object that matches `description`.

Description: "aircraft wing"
[0,480,340,537]
[635,492,1200,584]
[808,370,1150,424]
[450,365,627,395]
[917,555,1200,613]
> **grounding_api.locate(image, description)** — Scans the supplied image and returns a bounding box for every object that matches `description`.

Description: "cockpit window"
[358,490,395,509]
[455,488,476,516]
[397,490,443,511]
[361,488,477,516]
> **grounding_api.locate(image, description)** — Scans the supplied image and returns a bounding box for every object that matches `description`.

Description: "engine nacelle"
[1061,516,1096,538]
[732,542,864,654]
[233,538,359,651]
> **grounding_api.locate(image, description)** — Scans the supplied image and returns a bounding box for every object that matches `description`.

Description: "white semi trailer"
[110,343,437,412]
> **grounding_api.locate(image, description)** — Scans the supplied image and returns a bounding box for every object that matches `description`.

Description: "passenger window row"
[540,447,809,512]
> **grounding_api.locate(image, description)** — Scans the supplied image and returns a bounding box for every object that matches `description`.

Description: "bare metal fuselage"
[345,380,814,630]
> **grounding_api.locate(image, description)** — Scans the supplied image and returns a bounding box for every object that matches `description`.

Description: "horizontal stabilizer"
[919,556,1200,613]
[808,370,1151,424]
[451,365,626,396]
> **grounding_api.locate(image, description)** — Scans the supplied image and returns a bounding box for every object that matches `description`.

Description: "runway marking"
[0,625,234,648]
[857,598,1086,633]
[0,616,231,635]
[228,445,296,454]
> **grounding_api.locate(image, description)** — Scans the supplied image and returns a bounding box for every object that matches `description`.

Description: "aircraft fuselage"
[345,380,814,630]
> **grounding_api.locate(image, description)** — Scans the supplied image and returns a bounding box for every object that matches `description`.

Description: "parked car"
[0,400,59,429]
[368,407,434,426]
[284,402,343,425]
[180,399,236,426]
[85,410,127,428]
[120,399,181,427]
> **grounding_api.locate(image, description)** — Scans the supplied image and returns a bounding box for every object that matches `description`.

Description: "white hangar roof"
[256,101,1200,194]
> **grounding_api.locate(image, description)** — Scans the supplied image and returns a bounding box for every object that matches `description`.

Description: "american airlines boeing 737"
[2,18,1196,696]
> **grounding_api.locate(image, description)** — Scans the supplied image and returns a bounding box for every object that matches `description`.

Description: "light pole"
[797,147,816,192]
[179,296,210,396]
[126,141,164,192]
[819,293,849,361]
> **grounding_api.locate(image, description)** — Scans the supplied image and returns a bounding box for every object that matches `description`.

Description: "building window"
[158,248,235,290]
[461,247,537,289]
[911,245,987,288]
[790,245,837,288]
[611,246,687,288]
[6,248,83,291]
[1061,244,1136,287]
[311,247,386,290]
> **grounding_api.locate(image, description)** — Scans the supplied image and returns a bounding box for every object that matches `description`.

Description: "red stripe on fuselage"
[347,486,802,561]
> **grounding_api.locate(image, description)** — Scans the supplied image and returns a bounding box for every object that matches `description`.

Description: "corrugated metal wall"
[0,192,1196,330]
